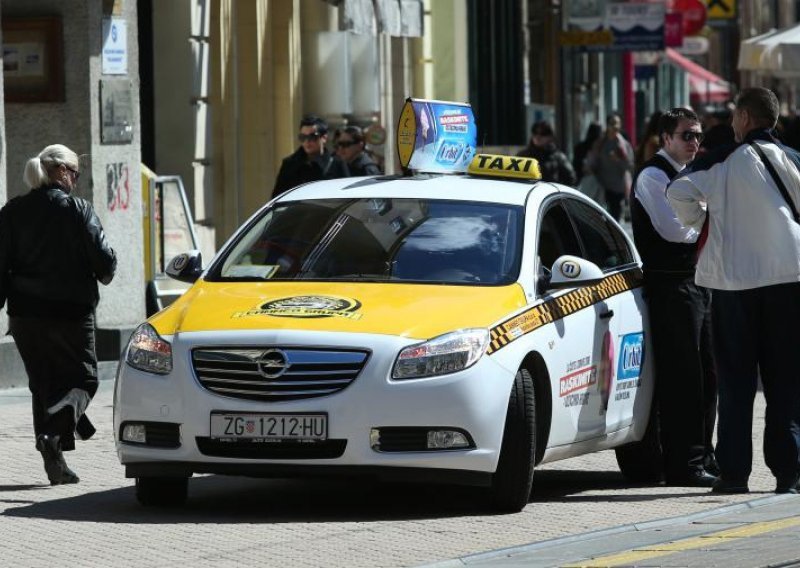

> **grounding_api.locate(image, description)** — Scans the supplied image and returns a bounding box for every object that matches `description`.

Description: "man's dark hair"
[606,111,622,126]
[531,120,554,137]
[658,108,699,140]
[735,87,780,128]
[340,125,365,144]
[299,114,328,135]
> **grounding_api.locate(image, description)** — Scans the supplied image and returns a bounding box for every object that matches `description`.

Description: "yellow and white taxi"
[115,101,655,512]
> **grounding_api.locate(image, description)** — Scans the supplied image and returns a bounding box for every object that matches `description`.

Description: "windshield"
[209,198,523,285]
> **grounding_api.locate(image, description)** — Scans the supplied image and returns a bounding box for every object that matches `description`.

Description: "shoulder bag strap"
[750,141,800,223]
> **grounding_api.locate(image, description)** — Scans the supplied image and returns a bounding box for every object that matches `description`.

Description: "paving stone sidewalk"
[0,368,781,568]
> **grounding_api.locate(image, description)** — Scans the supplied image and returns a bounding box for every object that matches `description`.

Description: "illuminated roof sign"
[396,98,477,173]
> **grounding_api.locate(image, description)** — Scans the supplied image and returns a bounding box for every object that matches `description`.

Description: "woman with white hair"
[0,144,117,485]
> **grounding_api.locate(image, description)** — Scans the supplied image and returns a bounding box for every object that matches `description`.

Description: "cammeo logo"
[232,295,363,320]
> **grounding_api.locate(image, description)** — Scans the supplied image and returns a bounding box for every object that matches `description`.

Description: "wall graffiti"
[107,162,130,212]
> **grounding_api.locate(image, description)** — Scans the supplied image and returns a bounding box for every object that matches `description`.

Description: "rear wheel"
[135,476,189,507]
[489,368,536,513]
[614,406,663,483]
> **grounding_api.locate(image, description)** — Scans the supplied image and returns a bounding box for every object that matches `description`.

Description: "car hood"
[150,280,528,339]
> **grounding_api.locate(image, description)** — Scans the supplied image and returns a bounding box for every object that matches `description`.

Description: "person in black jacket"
[517,120,576,186]
[335,125,381,177]
[272,114,349,198]
[630,109,718,487]
[0,144,117,485]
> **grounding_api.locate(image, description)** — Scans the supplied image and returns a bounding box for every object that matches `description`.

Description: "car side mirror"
[166,250,203,283]
[541,255,604,292]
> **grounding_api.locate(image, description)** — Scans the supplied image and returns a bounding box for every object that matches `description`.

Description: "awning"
[738,23,800,78]
[738,28,780,72]
[665,48,731,103]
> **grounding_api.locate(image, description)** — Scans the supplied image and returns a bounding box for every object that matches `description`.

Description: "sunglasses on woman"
[65,165,80,180]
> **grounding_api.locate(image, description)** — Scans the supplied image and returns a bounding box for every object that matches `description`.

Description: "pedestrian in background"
[572,122,602,185]
[517,120,577,186]
[698,107,735,157]
[634,111,663,173]
[592,112,634,221]
[0,144,117,485]
[272,114,349,198]
[668,87,800,495]
[335,125,381,177]
[631,108,718,487]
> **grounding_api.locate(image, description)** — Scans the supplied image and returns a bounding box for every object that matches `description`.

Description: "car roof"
[274,174,561,207]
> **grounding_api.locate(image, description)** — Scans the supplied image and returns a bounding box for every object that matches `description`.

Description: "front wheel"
[135,476,189,507]
[489,368,536,513]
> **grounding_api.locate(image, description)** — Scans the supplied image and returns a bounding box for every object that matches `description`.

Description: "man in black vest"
[631,108,718,487]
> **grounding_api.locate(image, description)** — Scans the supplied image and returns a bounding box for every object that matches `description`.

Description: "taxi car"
[115,100,657,512]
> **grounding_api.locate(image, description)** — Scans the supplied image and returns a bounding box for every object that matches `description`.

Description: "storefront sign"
[561,0,666,52]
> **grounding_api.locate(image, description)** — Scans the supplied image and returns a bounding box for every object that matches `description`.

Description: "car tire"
[614,406,663,483]
[135,476,189,507]
[489,368,536,513]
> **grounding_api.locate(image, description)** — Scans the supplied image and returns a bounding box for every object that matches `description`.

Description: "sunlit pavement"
[0,363,791,568]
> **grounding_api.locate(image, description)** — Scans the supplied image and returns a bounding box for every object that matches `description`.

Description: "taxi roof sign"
[396,98,477,174]
[467,154,542,181]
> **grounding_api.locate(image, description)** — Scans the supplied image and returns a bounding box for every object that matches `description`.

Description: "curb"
[419,493,799,567]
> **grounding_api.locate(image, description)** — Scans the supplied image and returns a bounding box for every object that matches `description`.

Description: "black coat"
[272,147,350,198]
[0,184,117,318]
[517,143,577,186]
[348,152,381,177]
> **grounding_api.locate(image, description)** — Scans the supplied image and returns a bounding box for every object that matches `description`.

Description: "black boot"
[57,451,80,485]
[36,434,79,485]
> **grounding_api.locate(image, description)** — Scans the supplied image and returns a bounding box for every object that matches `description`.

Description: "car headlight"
[125,323,173,375]
[392,328,490,380]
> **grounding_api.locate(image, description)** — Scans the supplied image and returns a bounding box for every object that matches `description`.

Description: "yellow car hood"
[151,281,527,339]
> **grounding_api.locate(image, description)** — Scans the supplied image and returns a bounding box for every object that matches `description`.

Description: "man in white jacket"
[667,88,800,495]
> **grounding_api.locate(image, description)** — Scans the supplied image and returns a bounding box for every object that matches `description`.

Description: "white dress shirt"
[634,149,699,244]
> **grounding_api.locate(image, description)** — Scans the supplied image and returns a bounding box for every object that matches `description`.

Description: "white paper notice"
[102,18,128,75]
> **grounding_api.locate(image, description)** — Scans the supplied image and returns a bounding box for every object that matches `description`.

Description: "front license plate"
[210,413,327,441]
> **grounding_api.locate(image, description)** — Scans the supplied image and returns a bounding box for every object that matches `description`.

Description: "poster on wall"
[102,18,128,75]
[560,0,666,52]
[100,79,134,144]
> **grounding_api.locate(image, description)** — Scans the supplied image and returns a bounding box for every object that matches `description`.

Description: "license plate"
[210,413,327,440]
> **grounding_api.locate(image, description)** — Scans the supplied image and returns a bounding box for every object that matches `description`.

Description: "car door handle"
[599,309,614,320]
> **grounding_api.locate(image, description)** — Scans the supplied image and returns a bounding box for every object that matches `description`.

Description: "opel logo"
[257,349,290,379]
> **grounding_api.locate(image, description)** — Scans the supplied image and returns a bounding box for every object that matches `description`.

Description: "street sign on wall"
[671,0,707,36]
[704,0,736,19]
[676,35,710,55]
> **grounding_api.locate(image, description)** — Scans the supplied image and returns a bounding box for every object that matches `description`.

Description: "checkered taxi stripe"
[487,268,643,354]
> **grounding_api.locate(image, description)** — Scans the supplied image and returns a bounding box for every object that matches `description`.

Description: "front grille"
[196,437,347,459]
[192,347,369,402]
